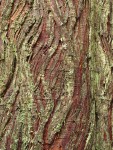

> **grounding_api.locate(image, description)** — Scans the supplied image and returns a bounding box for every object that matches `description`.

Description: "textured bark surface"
[0,0,113,150]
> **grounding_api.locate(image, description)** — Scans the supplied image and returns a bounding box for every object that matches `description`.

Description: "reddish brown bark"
[0,0,113,150]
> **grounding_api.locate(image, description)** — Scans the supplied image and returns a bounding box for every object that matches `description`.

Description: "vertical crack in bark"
[16,123,23,150]
[108,98,113,142]
[0,56,16,97]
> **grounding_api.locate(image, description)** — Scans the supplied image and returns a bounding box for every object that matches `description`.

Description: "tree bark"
[0,0,113,150]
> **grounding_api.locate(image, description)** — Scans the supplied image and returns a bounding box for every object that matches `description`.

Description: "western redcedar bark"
[0,0,113,150]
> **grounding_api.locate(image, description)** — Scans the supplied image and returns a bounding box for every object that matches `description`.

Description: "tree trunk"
[0,0,113,150]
